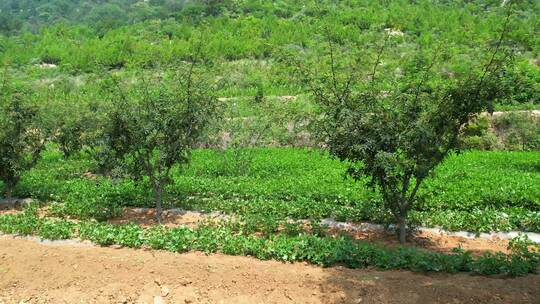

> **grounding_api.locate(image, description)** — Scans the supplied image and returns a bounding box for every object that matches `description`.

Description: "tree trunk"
[5,185,13,205]
[154,183,163,224]
[398,215,407,244]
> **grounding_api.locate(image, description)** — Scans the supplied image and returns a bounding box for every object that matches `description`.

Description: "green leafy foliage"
[0,208,538,276]
[0,73,44,201]
[37,218,75,240]
[294,9,516,243]
[492,112,540,150]
[0,0,537,99]
[94,65,219,222]
[7,147,540,232]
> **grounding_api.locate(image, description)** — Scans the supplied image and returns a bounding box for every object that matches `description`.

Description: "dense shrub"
[492,112,540,151]
[0,76,44,202]
[94,67,219,222]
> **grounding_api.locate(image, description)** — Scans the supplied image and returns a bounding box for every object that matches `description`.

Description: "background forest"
[0,0,538,106]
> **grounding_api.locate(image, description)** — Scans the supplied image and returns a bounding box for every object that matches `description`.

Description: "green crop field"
[5,147,539,233]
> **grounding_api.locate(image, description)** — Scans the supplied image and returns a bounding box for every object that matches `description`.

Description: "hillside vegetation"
[0,0,539,106]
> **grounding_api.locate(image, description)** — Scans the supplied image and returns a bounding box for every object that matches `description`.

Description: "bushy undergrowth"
[460,113,540,151]
[0,208,538,277]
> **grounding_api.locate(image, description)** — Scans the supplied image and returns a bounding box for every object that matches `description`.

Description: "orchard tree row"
[0,3,523,243]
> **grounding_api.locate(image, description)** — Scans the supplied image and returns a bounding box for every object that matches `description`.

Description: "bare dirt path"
[0,236,539,304]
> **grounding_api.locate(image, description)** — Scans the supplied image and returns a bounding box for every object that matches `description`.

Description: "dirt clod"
[161,286,170,297]
[153,296,165,304]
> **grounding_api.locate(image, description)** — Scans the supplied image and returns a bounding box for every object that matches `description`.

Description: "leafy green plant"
[1,208,539,276]
[78,221,118,246]
[253,80,265,104]
[48,180,123,221]
[492,112,540,151]
[459,116,501,150]
[95,62,219,222]
[0,72,44,203]
[294,8,516,243]
[37,218,75,240]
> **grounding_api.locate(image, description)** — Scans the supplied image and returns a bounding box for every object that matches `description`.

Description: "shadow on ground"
[320,267,539,304]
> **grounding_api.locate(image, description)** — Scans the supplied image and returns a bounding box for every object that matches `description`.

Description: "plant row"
[8,148,540,232]
[0,207,538,277]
